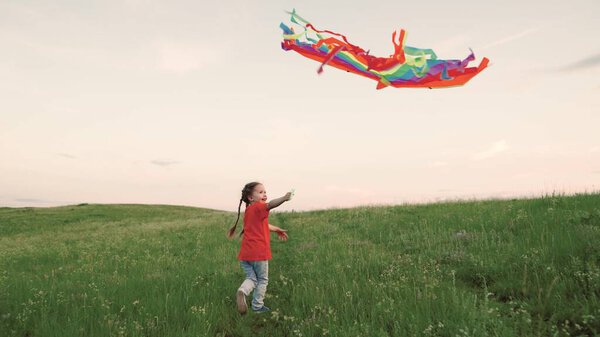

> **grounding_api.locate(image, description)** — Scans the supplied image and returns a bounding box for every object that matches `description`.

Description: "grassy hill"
[1,194,599,337]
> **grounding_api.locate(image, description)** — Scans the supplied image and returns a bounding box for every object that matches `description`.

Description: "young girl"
[227,182,292,315]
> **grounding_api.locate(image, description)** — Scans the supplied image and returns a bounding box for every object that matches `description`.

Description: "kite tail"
[460,48,476,68]
[317,45,346,74]
[307,24,353,46]
[392,29,407,64]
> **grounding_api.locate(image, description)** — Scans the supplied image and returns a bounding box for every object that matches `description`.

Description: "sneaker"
[252,305,270,313]
[236,290,247,315]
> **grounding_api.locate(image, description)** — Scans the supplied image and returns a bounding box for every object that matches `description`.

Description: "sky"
[1,0,599,212]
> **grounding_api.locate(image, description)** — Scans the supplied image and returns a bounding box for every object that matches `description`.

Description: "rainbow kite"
[280,10,490,89]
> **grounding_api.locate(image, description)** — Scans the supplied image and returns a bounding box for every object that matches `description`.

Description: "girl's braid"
[227,182,260,238]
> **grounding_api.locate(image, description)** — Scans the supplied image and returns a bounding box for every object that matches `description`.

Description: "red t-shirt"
[238,201,272,261]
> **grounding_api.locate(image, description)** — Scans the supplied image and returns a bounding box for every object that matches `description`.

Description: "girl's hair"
[228,181,262,238]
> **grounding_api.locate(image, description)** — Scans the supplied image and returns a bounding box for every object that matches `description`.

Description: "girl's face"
[249,184,268,203]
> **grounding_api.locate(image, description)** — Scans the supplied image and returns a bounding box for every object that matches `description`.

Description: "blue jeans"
[238,260,269,310]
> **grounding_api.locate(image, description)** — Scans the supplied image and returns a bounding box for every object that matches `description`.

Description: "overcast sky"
[1,0,598,212]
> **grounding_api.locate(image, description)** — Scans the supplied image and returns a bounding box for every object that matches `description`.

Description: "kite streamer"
[280,10,490,89]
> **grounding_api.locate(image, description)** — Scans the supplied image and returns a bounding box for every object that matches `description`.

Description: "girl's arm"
[269,224,288,241]
[267,191,292,210]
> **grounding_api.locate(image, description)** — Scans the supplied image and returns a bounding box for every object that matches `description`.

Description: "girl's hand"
[285,189,295,201]
[276,229,288,241]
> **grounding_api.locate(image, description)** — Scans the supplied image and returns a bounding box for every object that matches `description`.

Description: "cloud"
[155,42,220,73]
[472,140,509,161]
[428,161,448,168]
[150,159,180,167]
[324,185,375,197]
[57,153,77,159]
[480,14,578,52]
[13,198,53,204]
[479,26,543,51]
[556,53,600,72]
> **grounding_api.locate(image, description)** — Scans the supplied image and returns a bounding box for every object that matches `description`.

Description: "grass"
[0,193,599,336]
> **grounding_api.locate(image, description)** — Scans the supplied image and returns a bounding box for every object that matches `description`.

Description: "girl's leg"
[238,260,257,296]
[237,260,258,314]
[250,260,269,310]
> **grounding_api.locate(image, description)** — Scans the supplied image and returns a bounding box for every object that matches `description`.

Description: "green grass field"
[1,193,599,337]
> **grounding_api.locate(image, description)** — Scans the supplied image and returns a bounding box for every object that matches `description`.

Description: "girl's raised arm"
[267,191,293,210]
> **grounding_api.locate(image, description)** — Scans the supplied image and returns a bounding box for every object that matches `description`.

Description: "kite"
[280,10,490,89]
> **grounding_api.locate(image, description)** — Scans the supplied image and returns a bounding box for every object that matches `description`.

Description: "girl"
[227,182,292,315]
